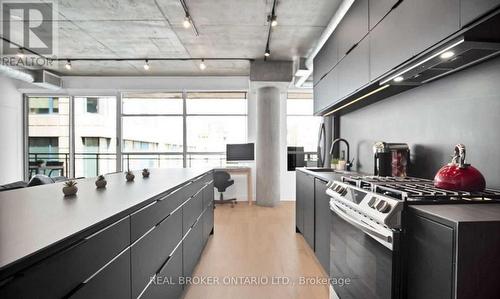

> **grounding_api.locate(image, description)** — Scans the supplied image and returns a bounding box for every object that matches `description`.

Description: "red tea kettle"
[434,144,486,192]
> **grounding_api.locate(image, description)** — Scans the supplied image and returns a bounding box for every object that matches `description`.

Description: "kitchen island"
[0,168,215,299]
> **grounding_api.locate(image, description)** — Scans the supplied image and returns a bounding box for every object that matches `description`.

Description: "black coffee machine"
[373,142,410,177]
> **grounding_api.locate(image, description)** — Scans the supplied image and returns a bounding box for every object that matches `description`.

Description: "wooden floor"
[183,202,330,299]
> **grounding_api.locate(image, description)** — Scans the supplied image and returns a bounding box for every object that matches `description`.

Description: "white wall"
[0,76,23,184]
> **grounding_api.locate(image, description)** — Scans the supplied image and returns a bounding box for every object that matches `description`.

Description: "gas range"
[327,176,500,232]
[342,175,500,202]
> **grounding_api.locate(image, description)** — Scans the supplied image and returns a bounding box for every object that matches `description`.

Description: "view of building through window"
[25,92,318,177]
[287,92,321,168]
[74,96,117,178]
[27,97,70,178]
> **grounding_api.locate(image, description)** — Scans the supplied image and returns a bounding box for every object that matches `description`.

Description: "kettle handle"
[452,144,466,168]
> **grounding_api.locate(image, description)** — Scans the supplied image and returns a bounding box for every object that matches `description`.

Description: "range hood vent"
[381,38,500,86]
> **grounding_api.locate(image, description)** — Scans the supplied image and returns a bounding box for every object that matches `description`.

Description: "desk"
[214,166,253,206]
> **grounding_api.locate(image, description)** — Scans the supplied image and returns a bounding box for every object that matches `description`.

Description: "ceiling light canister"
[144,60,150,71]
[183,15,191,28]
[199,59,207,70]
[65,60,72,70]
[271,15,278,27]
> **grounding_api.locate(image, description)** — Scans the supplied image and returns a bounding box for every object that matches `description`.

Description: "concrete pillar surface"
[256,86,281,207]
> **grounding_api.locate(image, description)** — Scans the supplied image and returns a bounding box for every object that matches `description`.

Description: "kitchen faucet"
[330,138,353,171]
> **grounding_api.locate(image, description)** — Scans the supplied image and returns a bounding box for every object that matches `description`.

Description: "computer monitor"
[226,143,255,161]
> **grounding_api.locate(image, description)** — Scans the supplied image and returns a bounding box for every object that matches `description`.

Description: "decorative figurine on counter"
[142,168,150,178]
[125,170,135,182]
[95,175,107,188]
[63,180,78,196]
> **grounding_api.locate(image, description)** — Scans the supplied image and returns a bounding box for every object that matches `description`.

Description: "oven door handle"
[330,201,393,245]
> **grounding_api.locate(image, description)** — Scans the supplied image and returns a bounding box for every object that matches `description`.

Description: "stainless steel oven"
[327,181,403,299]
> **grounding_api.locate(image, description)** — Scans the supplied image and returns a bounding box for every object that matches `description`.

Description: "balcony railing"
[28,151,318,179]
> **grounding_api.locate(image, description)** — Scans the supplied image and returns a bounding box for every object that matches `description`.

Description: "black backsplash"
[340,56,500,189]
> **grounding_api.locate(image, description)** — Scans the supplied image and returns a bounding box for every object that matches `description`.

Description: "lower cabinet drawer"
[202,202,214,244]
[131,210,182,298]
[202,181,214,209]
[141,246,183,299]
[183,220,203,279]
[131,186,188,242]
[0,217,130,299]
[69,248,131,299]
[182,190,203,235]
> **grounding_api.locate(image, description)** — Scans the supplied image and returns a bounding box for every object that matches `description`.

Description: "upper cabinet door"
[411,0,459,55]
[313,67,338,114]
[369,0,399,29]
[313,33,339,86]
[338,37,370,98]
[460,0,500,27]
[336,0,369,57]
[370,0,459,81]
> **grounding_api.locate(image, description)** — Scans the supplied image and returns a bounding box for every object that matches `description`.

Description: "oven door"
[330,201,401,299]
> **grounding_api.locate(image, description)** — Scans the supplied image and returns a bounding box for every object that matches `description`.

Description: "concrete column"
[256,86,281,207]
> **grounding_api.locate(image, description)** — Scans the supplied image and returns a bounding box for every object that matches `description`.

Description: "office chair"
[214,171,237,207]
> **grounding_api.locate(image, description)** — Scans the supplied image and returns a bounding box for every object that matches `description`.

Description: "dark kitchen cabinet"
[69,249,131,299]
[369,0,399,29]
[406,212,454,299]
[313,67,338,114]
[183,190,203,235]
[313,32,339,87]
[406,205,500,299]
[369,0,459,81]
[461,0,500,26]
[0,217,130,299]
[296,170,315,249]
[338,37,370,98]
[131,210,182,298]
[183,219,203,279]
[336,0,369,57]
[314,179,330,276]
[141,246,183,299]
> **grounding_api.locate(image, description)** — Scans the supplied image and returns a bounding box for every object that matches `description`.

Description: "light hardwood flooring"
[183,202,330,299]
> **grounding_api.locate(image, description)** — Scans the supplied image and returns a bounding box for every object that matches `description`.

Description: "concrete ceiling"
[3,0,343,76]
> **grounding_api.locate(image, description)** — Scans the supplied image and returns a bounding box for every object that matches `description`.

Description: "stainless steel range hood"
[380,37,500,86]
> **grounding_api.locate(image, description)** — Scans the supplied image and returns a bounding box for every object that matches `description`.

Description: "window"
[121,92,247,169]
[74,96,117,178]
[122,93,184,169]
[29,97,59,114]
[27,96,69,178]
[287,92,321,169]
[186,92,247,167]
[86,98,99,113]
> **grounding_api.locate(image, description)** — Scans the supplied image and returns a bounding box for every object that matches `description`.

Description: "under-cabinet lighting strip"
[323,84,390,116]
[379,38,465,85]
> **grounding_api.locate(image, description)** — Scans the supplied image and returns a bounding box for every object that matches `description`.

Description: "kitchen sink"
[305,168,351,174]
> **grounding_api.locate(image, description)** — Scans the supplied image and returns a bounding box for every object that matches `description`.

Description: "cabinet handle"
[345,43,358,56]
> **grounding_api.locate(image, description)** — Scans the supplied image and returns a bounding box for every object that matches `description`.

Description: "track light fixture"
[270,15,278,27]
[65,60,72,70]
[183,14,191,28]
[16,48,25,58]
[199,59,207,70]
[264,48,271,57]
[143,60,150,71]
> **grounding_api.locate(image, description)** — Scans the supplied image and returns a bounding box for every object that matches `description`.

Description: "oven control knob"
[375,200,391,213]
[368,197,377,208]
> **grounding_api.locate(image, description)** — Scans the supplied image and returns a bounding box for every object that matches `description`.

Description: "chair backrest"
[214,171,231,189]
[27,174,55,187]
